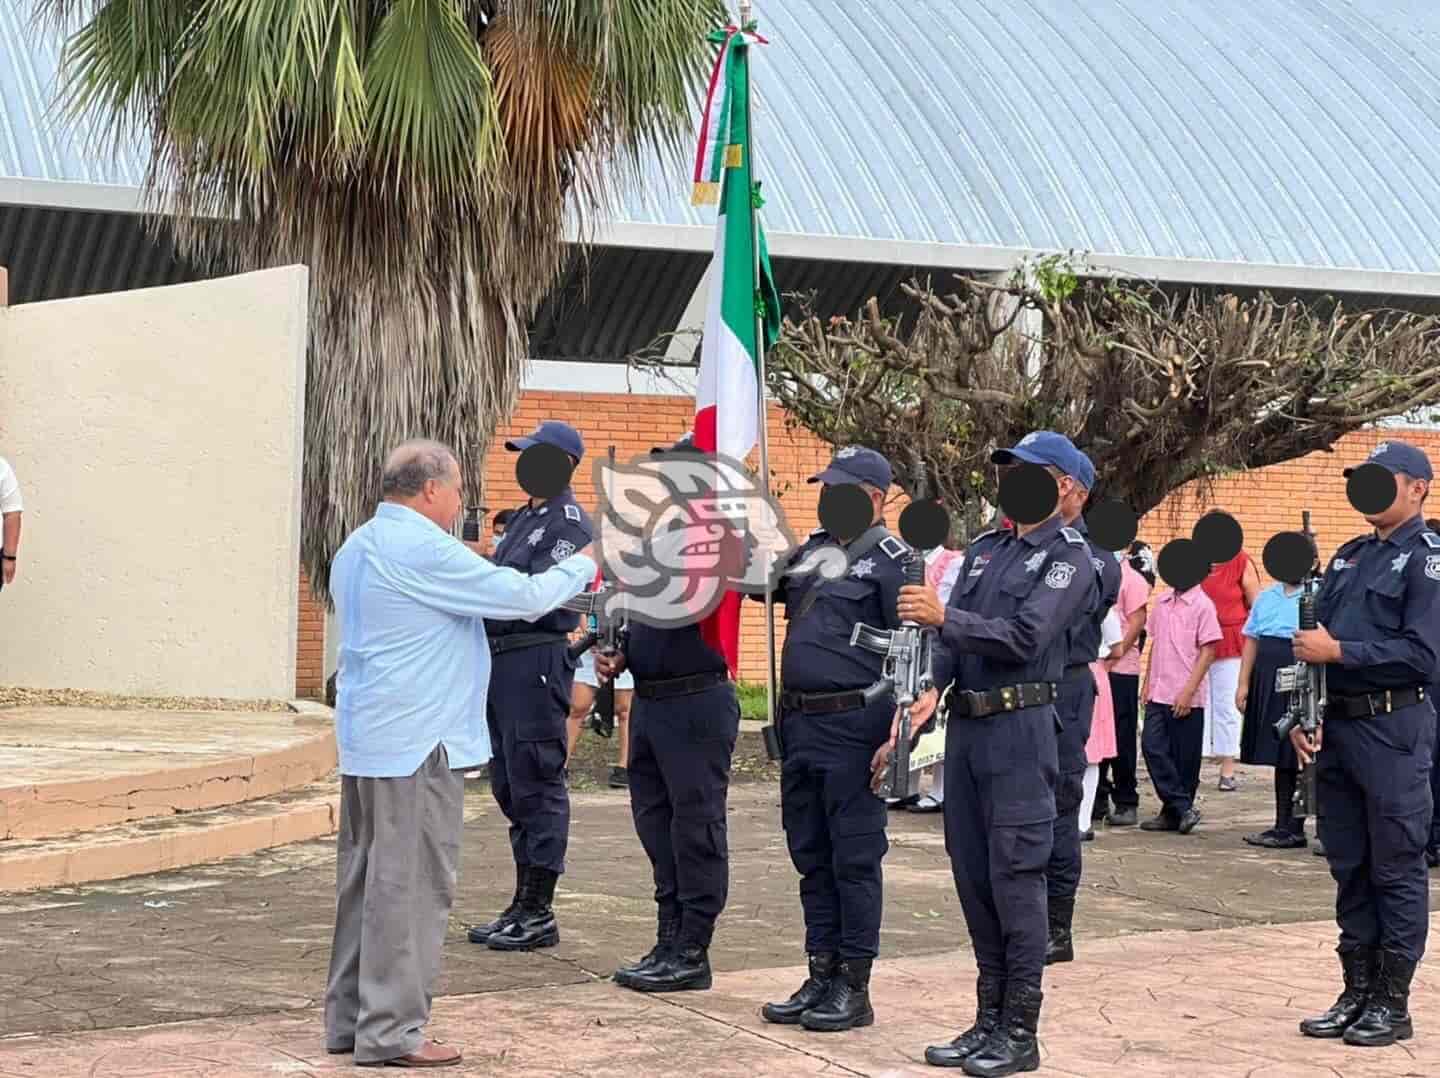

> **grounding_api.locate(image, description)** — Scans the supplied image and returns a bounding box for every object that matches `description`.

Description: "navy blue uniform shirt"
[484,489,593,637]
[775,528,909,694]
[933,514,1098,693]
[623,621,729,683]
[1315,515,1440,697]
[1063,516,1121,667]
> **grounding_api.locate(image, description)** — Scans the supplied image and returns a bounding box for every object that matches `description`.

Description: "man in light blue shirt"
[323,438,594,1069]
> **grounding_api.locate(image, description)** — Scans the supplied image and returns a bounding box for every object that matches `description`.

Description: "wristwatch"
[0,553,14,561]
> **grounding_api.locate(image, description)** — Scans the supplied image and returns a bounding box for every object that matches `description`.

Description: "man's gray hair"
[382,439,458,498]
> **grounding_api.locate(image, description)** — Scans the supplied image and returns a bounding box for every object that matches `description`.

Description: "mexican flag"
[691,23,781,674]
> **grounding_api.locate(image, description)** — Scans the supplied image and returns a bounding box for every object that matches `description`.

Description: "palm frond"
[40,0,727,599]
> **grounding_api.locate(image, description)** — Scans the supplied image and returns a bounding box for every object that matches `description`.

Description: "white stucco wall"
[0,267,307,699]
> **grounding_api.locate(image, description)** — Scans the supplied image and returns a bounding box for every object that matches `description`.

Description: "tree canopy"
[40,0,726,596]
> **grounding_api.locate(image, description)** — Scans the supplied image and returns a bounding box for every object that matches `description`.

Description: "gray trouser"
[323,744,464,1063]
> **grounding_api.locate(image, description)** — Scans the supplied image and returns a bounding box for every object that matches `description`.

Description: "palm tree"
[38,0,725,597]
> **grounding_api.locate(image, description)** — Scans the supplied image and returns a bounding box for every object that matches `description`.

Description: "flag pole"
[738,0,779,740]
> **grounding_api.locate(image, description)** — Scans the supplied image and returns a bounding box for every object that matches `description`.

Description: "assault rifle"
[563,584,628,738]
[850,550,937,799]
[1273,511,1326,817]
[563,585,629,661]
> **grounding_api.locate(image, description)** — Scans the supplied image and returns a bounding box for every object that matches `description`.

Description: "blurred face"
[1364,471,1429,531]
[993,462,1071,521]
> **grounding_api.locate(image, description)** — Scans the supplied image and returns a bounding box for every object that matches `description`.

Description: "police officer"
[1042,437,1118,965]
[467,421,593,952]
[1291,440,1439,1048]
[596,434,741,993]
[895,433,1098,1075]
[759,446,908,1033]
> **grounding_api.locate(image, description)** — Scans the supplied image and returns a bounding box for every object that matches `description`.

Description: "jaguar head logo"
[594,452,800,628]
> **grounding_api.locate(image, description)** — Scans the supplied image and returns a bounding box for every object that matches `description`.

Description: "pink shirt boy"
[1110,561,1152,676]
[1144,586,1223,709]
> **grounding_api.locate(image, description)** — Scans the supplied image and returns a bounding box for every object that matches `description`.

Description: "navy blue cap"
[650,430,699,455]
[808,446,893,490]
[1344,439,1433,482]
[992,431,1095,489]
[505,420,584,461]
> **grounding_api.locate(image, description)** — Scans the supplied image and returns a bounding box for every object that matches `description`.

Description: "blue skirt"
[1239,635,1298,768]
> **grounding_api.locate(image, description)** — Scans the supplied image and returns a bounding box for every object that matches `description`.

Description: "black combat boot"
[467,864,526,944]
[959,983,1042,1077]
[623,943,713,993]
[487,867,560,951]
[613,908,680,986]
[1342,950,1416,1046]
[761,953,838,1025]
[1044,896,1074,965]
[800,958,874,1032]
[925,975,1005,1067]
[1299,946,1374,1038]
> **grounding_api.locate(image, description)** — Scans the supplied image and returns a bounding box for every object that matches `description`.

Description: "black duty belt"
[781,688,870,716]
[489,631,569,656]
[635,671,729,701]
[1326,687,1428,720]
[950,681,1058,720]
[1063,664,1092,679]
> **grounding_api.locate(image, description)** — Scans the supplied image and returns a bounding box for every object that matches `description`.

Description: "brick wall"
[292,393,1440,696]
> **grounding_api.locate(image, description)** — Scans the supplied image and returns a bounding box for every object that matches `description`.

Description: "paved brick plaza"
[2,772,1438,1076]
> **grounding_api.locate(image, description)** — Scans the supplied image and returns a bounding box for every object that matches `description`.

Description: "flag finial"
[739,0,753,25]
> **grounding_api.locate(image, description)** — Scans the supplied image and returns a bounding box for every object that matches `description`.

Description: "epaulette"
[1340,534,1370,551]
[1422,531,1440,549]
[564,503,582,524]
[879,535,908,560]
[1059,526,1086,547]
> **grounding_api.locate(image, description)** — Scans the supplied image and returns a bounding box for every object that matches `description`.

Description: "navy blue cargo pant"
[780,697,893,960]
[1049,670,1096,901]
[1141,702,1205,820]
[944,704,1058,989]
[486,643,573,875]
[628,683,740,948]
[1318,701,1436,962]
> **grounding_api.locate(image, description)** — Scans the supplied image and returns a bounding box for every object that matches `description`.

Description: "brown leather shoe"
[357,1040,463,1068]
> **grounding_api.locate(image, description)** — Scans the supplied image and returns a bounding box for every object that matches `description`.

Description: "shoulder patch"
[564,503,582,523]
[1422,531,1440,549]
[1059,526,1085,546]
[879,535,908,560]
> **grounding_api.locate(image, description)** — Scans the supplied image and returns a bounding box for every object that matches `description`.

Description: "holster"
[762,703,785,761]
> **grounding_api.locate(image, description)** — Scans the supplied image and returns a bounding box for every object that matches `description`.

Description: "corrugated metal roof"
[6,1,1440,275]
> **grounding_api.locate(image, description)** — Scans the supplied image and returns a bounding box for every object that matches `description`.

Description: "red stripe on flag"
[692,405,740,675]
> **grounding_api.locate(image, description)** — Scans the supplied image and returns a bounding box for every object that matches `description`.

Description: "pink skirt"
[1085,662,1117,764]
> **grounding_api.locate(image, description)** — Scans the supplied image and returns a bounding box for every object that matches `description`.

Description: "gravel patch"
[0,686,294,712]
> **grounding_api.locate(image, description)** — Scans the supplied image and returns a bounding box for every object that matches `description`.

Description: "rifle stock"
[1272,511,1325,818]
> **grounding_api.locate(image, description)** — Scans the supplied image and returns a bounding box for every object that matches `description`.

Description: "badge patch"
[527,527,546,547]
[1332,558,1351,572]
[1045,561,1076,590]
[836,446,860,459]
[1392,551,1411,573]
[968,556,991,577]
[1024,551,1047,574]
[1426,555,1440,581]
[1091,557,1105,573]
[551,539,576,563]
[850,557,875,579]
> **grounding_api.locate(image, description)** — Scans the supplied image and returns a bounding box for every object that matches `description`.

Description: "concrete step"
[0,702,336,840]
[0,778,340,892]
